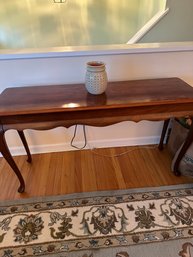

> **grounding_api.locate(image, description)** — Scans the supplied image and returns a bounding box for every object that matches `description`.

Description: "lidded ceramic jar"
[85,61,107,95]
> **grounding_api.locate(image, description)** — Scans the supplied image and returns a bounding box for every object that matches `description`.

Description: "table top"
[1,77,193,117]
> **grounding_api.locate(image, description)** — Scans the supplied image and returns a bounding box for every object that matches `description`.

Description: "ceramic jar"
[85,61,107,95]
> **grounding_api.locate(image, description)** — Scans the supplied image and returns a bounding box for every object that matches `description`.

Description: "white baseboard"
[3,136,160,157]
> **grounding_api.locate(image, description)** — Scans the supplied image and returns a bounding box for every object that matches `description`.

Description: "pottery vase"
[85,61,107,95]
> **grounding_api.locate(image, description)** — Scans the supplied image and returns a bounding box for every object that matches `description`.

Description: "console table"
[0,77,193,193]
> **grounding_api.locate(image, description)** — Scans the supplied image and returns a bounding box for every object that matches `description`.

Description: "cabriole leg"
[18,130,32,163]
[0,126,25,193]
[158,119,170,150]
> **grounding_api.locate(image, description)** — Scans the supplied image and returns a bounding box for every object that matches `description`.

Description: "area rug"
[1,185,193,257]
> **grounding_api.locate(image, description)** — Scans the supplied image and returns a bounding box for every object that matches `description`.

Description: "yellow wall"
[0,0,165,48]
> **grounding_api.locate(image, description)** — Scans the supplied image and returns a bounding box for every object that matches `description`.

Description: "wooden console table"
[0,78,193,193]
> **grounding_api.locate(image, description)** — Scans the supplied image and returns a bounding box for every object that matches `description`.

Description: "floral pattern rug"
[1,184,193,257]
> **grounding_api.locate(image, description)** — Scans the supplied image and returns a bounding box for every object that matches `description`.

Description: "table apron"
[1,104,193,131]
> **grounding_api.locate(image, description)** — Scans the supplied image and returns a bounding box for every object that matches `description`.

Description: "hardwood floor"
[0,145,192,201]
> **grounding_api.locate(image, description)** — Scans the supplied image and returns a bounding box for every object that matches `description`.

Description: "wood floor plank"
[0,145,192,200]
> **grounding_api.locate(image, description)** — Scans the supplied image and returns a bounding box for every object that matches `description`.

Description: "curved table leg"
[18,130,32,163]
[158,119,170,150]
[0,126,25,193]
[173,120,193,176]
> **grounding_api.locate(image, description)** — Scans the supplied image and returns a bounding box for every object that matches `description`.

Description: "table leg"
[18,130,32,163]
[0,126,25,193]
[158,119,170,150]
[173,121,193,176]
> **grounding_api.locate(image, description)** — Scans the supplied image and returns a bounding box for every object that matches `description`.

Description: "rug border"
[1,183,193,206]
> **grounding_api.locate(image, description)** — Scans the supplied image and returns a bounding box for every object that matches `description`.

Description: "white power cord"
[71,125,158,158]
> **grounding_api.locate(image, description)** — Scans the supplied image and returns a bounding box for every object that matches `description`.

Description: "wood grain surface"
[0,146,192,200]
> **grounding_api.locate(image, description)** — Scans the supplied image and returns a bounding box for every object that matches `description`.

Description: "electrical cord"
[89,145,157,158]
[70,125,158,158]
[70,125,87,150]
